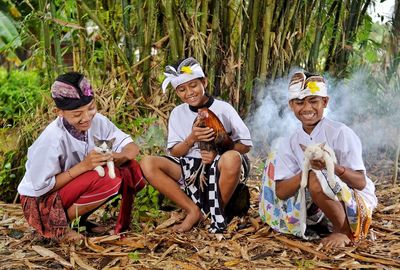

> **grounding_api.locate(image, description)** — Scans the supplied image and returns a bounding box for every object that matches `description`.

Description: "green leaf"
[0,11,21,49]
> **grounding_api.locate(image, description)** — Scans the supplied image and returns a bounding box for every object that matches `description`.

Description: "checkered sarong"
[165,155,249,233]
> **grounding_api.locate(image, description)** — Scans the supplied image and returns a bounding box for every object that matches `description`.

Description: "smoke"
[246,69,400,161]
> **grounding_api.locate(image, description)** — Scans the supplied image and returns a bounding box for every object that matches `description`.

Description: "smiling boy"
[260,71,377,247]
[18,72,145,241]
[140,57,253,233]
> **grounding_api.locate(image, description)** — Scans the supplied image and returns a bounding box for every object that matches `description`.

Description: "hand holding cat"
[82,150,113,170]
[310,159,326,170]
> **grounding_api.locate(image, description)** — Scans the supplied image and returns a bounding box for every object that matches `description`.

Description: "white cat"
[93,136,116,179]
[300,142,341,201]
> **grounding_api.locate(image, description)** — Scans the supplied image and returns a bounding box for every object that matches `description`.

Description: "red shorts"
[59,167,122,208]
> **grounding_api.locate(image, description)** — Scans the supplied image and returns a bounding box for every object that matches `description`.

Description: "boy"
[259,71,377,247]
[18,72,145,241]
[140,57,253,233]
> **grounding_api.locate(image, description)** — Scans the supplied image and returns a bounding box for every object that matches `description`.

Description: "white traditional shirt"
[18,113,133,197]
[167,97,253,158]
[274,117,377,210]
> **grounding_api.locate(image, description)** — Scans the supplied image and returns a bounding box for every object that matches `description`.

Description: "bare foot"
[321,232,351,248]
[172,207,202,232]
[60,228,84,244]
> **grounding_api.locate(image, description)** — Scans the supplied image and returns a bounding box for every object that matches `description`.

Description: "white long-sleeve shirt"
[18,113,133,197]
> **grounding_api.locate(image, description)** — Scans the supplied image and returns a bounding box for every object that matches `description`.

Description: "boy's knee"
[139,156,156,172]
[219,151,241,170]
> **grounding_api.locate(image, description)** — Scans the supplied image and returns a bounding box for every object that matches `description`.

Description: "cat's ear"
[110,137,116,145]
[93,136,99,144]
[299,144,307,152]
[319,142,326,149]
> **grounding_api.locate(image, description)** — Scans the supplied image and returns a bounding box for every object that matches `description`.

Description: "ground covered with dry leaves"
[0,159,399,269]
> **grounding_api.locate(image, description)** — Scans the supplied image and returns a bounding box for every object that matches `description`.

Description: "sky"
[369,0,396,23]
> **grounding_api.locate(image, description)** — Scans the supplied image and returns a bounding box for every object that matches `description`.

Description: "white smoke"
[246,69,400,162]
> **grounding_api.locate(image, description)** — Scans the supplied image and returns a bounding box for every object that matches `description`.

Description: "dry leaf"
[32,245,72,268]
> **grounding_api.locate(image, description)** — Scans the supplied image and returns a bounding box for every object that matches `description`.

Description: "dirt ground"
[0,159,399,270]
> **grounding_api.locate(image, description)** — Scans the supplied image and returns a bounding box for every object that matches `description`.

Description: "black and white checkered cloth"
[166,154,250,233]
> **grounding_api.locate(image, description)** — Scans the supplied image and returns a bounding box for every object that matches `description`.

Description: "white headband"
[288,72,327,100]
[161,58,205,93]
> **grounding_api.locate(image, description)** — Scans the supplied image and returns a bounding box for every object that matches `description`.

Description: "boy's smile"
[289,96,329,134]
[58,100,97,132]
[175,78,209,107]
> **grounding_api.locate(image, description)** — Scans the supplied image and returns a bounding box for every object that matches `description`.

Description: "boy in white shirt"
[140,57,253,233]
[18,72,145,241]
[259,71,377,247]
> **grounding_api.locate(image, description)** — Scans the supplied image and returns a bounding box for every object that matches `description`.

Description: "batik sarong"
[259,152,372,241]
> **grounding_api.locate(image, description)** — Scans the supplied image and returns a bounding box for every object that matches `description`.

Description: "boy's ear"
[288,101,294,111]
[300,144,307,152]
[322,96,329,108]
[56,108,63,117]
[201,77,208,88]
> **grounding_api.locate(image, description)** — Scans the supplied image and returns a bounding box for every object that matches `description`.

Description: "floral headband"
[161,57,205,93]
[288,72,327,100]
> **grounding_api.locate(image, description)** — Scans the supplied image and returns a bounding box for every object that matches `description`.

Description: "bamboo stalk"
[77,0,138,96]
[163,0,179,61]
[76,1,87,71]
[234,1,242,111]
[207,1,220,96]
[244,0,260,110]
[324,0,341,72]
[122,0,133,65]
[307,0,324,72]
[49,1,62,73]
[259,0,275,80]
[200,0,208,39]
[38,0,53,80]
[142,0,155,95]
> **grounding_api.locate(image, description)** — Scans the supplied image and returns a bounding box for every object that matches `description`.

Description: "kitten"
[300,142,340,201]
[93,136,116,179]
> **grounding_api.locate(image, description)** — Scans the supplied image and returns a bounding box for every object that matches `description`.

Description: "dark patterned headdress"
[51,72,94,110]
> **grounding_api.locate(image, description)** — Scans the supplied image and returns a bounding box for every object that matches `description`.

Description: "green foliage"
[131,185,161,231]
[128,251,140,262]
[0,150,20,202]
[0,68,46,125]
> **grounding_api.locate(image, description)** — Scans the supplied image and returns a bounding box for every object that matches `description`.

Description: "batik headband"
[51,74,94,110]
[288,72,327,100]
[161,57,205,93]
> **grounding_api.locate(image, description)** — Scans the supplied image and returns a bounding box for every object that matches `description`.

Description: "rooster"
[186,108,234,190]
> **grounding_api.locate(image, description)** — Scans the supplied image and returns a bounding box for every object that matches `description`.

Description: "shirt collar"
[62,118,88,142]
[188,95,214,112]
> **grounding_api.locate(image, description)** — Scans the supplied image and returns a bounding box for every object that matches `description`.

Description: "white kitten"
[93,136,116,179]
[300,142,340,201]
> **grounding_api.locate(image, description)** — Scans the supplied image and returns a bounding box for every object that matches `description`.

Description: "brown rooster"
[186,108,234,190]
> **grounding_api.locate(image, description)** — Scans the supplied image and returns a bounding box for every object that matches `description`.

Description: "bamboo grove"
[2,0,398,114]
